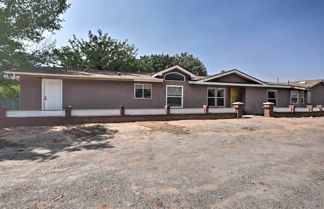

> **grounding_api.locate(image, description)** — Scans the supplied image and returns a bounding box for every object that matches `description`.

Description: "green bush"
[0,78,20,98]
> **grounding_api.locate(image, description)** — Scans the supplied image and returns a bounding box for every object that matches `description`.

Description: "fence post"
[0,106,6,119]
[263,102,274,117]
[65,105,72,117]
[288,105,296,112]
[233,102,244,118]
[306,105,313,112]
[120,106,125,116]
[165,105,170,115]
[317,105,323,112]
[203,105,209,114]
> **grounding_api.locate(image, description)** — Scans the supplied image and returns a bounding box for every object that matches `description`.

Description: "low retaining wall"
[0,113,237,128]
[263,103,324,118]
[273,111,324,118]
[0,104,243,128]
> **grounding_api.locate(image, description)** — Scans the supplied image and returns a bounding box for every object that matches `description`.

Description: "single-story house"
[4,66,324,115]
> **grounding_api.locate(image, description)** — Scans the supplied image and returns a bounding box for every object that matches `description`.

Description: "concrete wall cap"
[232,102,244,105]
[263,102,274,105]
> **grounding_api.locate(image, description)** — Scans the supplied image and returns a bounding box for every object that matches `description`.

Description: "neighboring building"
[4,66,324,115]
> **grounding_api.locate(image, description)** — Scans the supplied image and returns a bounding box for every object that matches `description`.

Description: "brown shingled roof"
[5,67,162,82]
[267,80,324,88]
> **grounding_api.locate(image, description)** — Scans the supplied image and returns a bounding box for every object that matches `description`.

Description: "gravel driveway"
[0,117,324,209]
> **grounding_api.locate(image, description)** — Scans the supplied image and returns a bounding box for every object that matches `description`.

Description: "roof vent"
[117,72,122,76]
[299,81,306,84]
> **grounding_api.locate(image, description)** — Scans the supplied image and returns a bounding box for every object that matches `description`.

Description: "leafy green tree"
[0,0,70,69]
[137,53,207,76]
[0,77,19,97]
[53,30,138,71]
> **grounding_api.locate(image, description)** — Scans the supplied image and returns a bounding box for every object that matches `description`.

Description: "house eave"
[4,71,164,83]
[188,81,293,88]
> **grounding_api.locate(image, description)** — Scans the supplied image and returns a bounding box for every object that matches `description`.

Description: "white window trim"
[41,79,63,111]
[300,91,305,104]
[267,90,278,106]
[134,83,152,99]
[164,72,185,82]
[207,87,226,107]
[290,90,299,104]
[166,85,183,108]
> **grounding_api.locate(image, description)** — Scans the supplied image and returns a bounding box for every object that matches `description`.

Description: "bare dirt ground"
[0,117,324,209]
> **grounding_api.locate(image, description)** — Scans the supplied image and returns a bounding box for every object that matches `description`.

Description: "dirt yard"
[0,117,324,209]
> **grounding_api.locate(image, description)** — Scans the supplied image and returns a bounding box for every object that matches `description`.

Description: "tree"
[54,30,138,71]
[172,53,207,76]
[136,54,175,73]
[137,53,207,76]
[0,0,70,69]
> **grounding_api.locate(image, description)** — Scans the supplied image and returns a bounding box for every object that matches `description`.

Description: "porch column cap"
[263,102,275,105]
[232,102,244,105]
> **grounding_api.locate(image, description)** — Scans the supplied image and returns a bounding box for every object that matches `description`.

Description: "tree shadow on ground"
[0,124,117,161]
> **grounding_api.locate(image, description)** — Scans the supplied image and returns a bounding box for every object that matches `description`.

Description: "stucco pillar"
[203,105,209,114]
[263,102,274,117]
[288,105,296,113]
[317,105,323,112]
[306,105,313,112]
[233,102,244,118]
[165,105,170,115]
[120,106,125,116]
[65,105,72,117]
[0,106,6,119]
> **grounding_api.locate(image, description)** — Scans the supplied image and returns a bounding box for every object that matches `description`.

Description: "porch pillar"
[233,102,244,118]
[0,106,6,119]
[288,105,296,113]
[317,105,323,112]
[120,106,125,116]
[65,105,72,117]
[203,105,209,114]
[263,102,274,117]
[165,105,170,115]
[306,105,313,112]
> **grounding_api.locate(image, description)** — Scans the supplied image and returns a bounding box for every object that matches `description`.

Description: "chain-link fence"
[0,98,20,110]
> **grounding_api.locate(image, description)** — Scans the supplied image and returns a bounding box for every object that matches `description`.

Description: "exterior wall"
[245,87,291,114]
[207,74,258,84]
[63,79,165,109]
[310,83,324,105]
[20,76,41,110]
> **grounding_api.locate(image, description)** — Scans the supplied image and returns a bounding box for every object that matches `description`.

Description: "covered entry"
[229,87,245,105]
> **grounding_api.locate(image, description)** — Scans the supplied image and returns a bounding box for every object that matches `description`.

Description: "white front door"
[42,79,63,110]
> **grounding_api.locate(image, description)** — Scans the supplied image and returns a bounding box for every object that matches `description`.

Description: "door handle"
[44,96,47,100]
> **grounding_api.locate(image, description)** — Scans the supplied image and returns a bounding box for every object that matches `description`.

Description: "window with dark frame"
[164,73,185,81]
[135,84,152,99]
[290,91,299,104]
[267,90,277,105]
[208,88,225,107]
[300,91,305,104]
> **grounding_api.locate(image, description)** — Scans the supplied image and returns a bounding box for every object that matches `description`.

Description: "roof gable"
[152,65,196,78]
[199,70,267,85]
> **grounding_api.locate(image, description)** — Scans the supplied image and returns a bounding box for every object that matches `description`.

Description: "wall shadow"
[0,124,117,161]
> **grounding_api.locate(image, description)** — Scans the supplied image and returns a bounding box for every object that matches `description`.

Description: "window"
[290,91,299,104]
[300,91,305,104]
[307,91,312,104]
[134,84,152,99]
[164,73,185,81]
[208,88,225,107]
[267,90,278,105]
[166,85,183,107]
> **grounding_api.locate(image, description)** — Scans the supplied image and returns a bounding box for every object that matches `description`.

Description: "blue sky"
[54,0,324,82]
